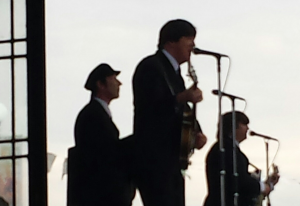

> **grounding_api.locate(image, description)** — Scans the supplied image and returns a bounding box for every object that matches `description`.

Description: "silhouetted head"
[158,19,196,49]
[85,63,120,91]
[217,111,249,141]
[84,63,121,103]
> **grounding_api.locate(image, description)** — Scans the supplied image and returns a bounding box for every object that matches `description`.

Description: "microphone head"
[212,90,219,95]
[249,131,256,136]
[192,47,201,54]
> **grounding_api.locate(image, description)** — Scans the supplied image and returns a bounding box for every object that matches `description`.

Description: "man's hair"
[158,19,196,49]
[218,111,249,139]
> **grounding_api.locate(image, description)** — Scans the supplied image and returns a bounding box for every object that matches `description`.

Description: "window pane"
[0,143,12,157]
[14,58,28,139]
[15,141,28,156]
[13,0,26,39]
[0,0,11,40]
[14,42,26,56]
[0,60,12,140]
[16,158,28,206]
[0,43,11,57]
[0,159,12,205]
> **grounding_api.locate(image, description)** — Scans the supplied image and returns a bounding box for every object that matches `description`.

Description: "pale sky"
[45,0,300,205]
[1,0,300,205]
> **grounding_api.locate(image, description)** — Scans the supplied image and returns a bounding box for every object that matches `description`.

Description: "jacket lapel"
[156,50,186,93]
[90,99,119,139]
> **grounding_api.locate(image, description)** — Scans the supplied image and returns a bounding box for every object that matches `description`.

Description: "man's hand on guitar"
[269,172,280,186]
[176,86,203,104]
[262,183,272,196]
[267,164,280,190]
[262,166,280,196]
[194,132,207,149]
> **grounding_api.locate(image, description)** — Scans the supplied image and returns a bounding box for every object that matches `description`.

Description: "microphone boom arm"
[249,131,278,141]
[193,47,229,58]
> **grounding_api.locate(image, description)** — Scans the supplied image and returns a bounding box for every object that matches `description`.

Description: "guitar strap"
[155,57,200,129]
[156,58,187,116]
[156,58,176,96]
[157,58,202,134]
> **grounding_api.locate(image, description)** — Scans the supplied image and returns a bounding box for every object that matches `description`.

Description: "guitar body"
[180,107,196,170]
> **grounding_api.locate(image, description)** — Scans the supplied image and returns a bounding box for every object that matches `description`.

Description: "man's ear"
[96,80,105,91]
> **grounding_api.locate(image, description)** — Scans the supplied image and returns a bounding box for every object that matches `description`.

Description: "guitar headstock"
[272,163,279,174]
[187,60,198,85]
[269,163,280,185]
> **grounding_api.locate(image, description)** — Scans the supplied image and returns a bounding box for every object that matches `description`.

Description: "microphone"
[193,47,228,58]
[212,90,245,101]
[249,131,278,141]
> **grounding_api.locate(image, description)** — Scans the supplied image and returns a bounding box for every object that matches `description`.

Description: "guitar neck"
[192,81,197,118]
[192,81,197,114]
[191,82,203,133]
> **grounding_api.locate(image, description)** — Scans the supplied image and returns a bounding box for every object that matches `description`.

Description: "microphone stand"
[249,131,279,206]
[216,90,245,206]
[229,98,239,206]
[196,52,229,206]
[265,140,271,206]
[215,56,226,206]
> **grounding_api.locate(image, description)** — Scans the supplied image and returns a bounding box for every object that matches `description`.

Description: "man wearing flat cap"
[67,63,133,205]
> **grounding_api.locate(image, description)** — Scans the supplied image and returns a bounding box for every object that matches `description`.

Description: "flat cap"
[84,63,120,90]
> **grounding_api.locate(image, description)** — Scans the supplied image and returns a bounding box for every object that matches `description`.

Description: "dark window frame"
[0,0,47,205]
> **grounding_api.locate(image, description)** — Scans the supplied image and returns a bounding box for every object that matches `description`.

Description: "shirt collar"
[93,97,112,117]
[228,134,240,148]
[236,140,240,148]
[162,49,179,72]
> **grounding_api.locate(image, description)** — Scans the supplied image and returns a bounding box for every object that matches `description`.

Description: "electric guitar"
[179,61,203,170]
[254,164,279,206]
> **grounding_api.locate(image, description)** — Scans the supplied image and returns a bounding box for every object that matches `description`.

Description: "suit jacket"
[204,139,260,206]
[67,99,128,205]
[132,50,186,170]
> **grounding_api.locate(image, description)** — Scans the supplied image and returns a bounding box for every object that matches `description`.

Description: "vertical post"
[265,141,271,206]
[26,0,48,206]
[231,101,238,206]
[217,57,226,206]
[10,0,16,205]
